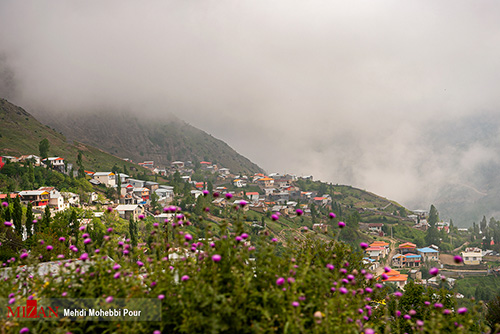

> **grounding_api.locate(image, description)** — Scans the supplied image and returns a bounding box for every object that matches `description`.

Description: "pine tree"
[25,202,34,240]
[480,216,488,233]
[129,216,138,247]
[40,205,52,233]
[12,196,23,238]
[4,197,11,222]
[428,205,439,227]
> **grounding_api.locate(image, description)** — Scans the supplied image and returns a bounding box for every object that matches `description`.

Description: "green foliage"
[39,138,50,159]
[486,295,500,331]
[25,202,34,241]
[428,204,439,227]
[12,195,23,238]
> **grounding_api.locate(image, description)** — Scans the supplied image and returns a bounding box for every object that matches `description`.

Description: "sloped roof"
[417,247,439,253]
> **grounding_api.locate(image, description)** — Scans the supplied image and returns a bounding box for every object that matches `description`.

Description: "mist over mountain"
[35,110,263,174]
[1,1,500,226]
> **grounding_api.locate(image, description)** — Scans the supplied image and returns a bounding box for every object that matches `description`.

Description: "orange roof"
[246,192,259,195]
[385,269,401,276]
[255,173,265,177]
[258,177,273,181]
[383,274,408,282]
[200,161,211,165]
[314,197,325,200]
[370,241,389,247]
[399,242,416,248]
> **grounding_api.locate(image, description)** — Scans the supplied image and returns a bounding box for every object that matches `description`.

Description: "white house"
[461,247,483,265]
[93,172,116,187]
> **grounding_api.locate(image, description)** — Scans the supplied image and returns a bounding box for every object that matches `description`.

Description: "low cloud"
[1,1,500,222]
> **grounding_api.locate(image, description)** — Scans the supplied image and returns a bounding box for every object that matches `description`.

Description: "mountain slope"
[36,111,263,174]
[0,98,144,172]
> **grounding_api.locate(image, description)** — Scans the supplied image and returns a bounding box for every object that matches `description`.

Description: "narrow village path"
[375,236,398,276]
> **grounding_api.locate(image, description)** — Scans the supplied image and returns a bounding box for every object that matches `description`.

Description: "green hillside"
[36,110,264,174]
[0,98,144,172]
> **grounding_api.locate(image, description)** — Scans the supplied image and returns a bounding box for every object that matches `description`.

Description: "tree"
[77,151,85,178]
[129,216,138,247]
[425,225,440,246]
[39,205,52,233]
[150,192,160,213]
[39,138,50,160]
[486,295,500,330]
[428,205,439,227]
[12,196,23,239]
[480,215,488,233]
[25,202,34,240]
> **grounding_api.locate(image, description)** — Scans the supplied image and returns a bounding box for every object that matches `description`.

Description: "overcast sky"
[1,0,500,211]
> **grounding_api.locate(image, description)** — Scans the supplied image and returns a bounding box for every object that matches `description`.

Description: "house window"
[473,257,476,261]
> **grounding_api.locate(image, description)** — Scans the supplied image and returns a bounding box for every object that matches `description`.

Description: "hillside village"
[2,152,500,301]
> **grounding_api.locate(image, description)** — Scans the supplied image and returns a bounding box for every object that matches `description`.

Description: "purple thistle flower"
[396,310,401,317]
[4,221,12,227]
[210,242,215,248]
[416,320,424,327]
[84,238,92,245]
[212,254,221,262]
[241,233,249,239]
[158,294,165,300]
[287,277,295,283]
[202,190,209,196]
[429,267,439,276]
[338,221,345,228]
[79,225,86,231]
[271,214,279,221]
[239,200,247,207]
[454,255,463,264]
[80,253,89,261]
[394,291,403,298]
[225,193,233,199]
[20,328,29,334]
[184,234,193,241]
[365,329,374,334]
[434,303,443,308]
[235,236,243,242]
[276,277,285,286]
[113,272,121,279]
[1,201,8,207]
[106,296,113,303]
[326,264,334,270]
[403,314,411,320]
[381,274,388,280]
[384,266,391,273]
[181,275,190,282]
[271,238,278,242]
[339,287,348,294]
[137,261,144,267]
[457,307,468,314]
[443,309,451,315]
[59,237,66,242]
[360,242,369,249]
[107,228,113,233]
[46,245,53,251]
[8,298,15,304]
[296,209,303,216]
[329,212,336,219]
[20,253,28,260]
